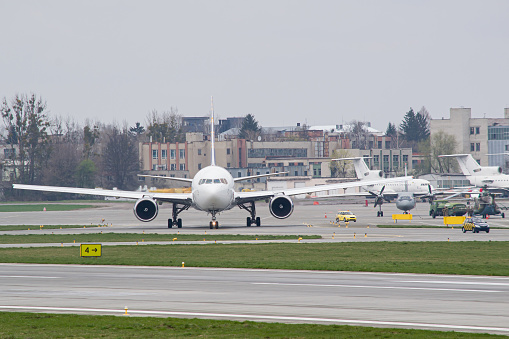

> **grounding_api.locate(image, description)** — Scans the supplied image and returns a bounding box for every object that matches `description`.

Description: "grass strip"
[0,233,319,244]
[0,225,103,231]
[0,312,498,338]
[0,204,95,212]
[1,242,508,276]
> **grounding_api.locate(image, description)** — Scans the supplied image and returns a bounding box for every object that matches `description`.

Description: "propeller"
[370,186,385,208]
[427,184,435,204]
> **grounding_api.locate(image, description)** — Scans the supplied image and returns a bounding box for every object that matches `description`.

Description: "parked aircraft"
[438,154,509,189]
[332,157,434,216]
[13,99,411,229]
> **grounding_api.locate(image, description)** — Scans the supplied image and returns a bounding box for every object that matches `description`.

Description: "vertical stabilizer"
[210,96,216,166]
[455,155,481,175]
[352,158,371,178]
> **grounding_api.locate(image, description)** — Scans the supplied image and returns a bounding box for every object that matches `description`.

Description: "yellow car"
[336,211,357,222]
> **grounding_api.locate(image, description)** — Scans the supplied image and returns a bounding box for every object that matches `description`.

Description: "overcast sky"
[1,1,508,131]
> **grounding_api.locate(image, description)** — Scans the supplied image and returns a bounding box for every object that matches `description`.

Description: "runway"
[1,200,509,334]
[0,263,508,335]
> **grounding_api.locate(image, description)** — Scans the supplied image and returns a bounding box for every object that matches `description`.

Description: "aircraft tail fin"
[210,96,216,166]
[439,154,480,175]
[332,157,371,179]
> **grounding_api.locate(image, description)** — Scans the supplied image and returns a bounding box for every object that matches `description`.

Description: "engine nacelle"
[269,195,294,219]
[133,198,158,222]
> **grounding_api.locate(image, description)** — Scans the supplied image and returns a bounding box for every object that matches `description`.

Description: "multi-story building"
[430,108,509,171]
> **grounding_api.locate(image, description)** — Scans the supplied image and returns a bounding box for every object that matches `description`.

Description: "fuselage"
[364,179,433,194]
[467,175,509,189]
[395,193,416,212]
[191,165,236,212]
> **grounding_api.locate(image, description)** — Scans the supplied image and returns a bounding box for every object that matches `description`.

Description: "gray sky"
[1,1,508,131]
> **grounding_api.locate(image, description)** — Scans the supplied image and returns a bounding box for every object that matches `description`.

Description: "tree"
[103,125,139,190]
[83,124,100,160]
[1,94,51,185]
[416,131,458,174]
[400,107,430,151]
[129,122,145,136]
[386,122,397,138]
[329,149,352,178]
[238,114,261,140]
[348,121,369,150]
[146,108,184,143]
[75,159,96,188]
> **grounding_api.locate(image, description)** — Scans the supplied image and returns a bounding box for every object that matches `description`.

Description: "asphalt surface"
[1,199,509,335]
[0,264,508,335]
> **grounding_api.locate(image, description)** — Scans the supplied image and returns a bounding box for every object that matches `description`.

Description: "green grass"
[1,242,508,276]
[0,233,320,244]
[0,224,103,231]
[0,312,501,338]
[0,204,95,212]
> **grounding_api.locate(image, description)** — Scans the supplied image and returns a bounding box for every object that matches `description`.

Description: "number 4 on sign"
[80,244,102,257]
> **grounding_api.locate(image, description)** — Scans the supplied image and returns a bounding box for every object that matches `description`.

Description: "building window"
[403,155,408,163]
[161,149,167,160]
[152,150,158,159]
[393,155,399,164]
[238,172,242,177]
[476,143,480,151]
[470,127,475,135]
[170,164,176,170]
[476,127,480,134]
[152,164,157,170]
[373,155,379,165]
[385,141,391,149]
[4,148,15,158]
[227,148,231,155]
[470,143,475,152]
[179,149,185,159]
[198,149,202,155]
[179,163,185,170]
[227,163,231,167]
[377,141,382,149]
[170,149,176,159]
[505,145,509,151]
[198,163,202,170]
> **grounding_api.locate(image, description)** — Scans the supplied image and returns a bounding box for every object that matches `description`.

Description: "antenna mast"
[210,96,216,166]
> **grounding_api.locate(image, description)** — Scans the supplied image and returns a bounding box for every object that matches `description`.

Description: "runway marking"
[403,280,509,287]
[0,276,59,279]
[252,282,503,293]
[0,305,508,333]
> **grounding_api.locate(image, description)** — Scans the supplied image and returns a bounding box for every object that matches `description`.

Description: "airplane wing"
[233,172,288,182]
[235,176,413,202]
[12,184,193,204]
[137,174,193,183]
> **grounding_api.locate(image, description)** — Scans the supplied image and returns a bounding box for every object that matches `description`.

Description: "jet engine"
[133,198,158,222]
[269,195,294,219]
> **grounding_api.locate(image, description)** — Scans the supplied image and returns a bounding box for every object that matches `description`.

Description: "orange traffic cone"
[325,212,327,218]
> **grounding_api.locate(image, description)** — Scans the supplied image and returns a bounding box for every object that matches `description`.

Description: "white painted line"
[403,280,509,286]
[252,282,502,293]
[0,276,59,279]
[0,305,507,333]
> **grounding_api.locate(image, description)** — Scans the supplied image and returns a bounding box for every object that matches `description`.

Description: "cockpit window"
[205,179,213,184]
[214,179,221,184]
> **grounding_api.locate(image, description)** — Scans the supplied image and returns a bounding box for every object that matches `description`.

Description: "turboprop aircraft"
[332,157,434,216]
[438,154,509,190]
[13,100,411,229]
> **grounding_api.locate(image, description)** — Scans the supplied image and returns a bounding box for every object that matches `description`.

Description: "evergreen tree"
[239,114,261,140]
[386,122,397,138]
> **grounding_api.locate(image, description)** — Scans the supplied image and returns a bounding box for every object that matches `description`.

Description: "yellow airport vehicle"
[336,211,356,222]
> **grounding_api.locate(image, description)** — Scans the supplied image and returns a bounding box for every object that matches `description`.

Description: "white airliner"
[13,100,411,229]
[438,154,509,189]
[332,157,434,216]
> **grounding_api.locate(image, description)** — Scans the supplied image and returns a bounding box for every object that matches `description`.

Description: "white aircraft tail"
[332,157,383,180]
[439,154,481,175]
[210,96,216,166]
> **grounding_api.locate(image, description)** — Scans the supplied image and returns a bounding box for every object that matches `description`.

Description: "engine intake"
[269,195,294,219]
[134,198,158,222]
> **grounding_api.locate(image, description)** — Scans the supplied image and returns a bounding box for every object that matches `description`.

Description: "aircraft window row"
[198,178,228,185]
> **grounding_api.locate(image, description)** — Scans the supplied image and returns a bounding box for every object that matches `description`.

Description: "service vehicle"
[462,217,490,233]
[429,200,467,218]
[336,211,357,222]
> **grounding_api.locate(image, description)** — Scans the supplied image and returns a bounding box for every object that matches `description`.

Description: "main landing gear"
[168,204,190,228]
[238,201,261,227]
